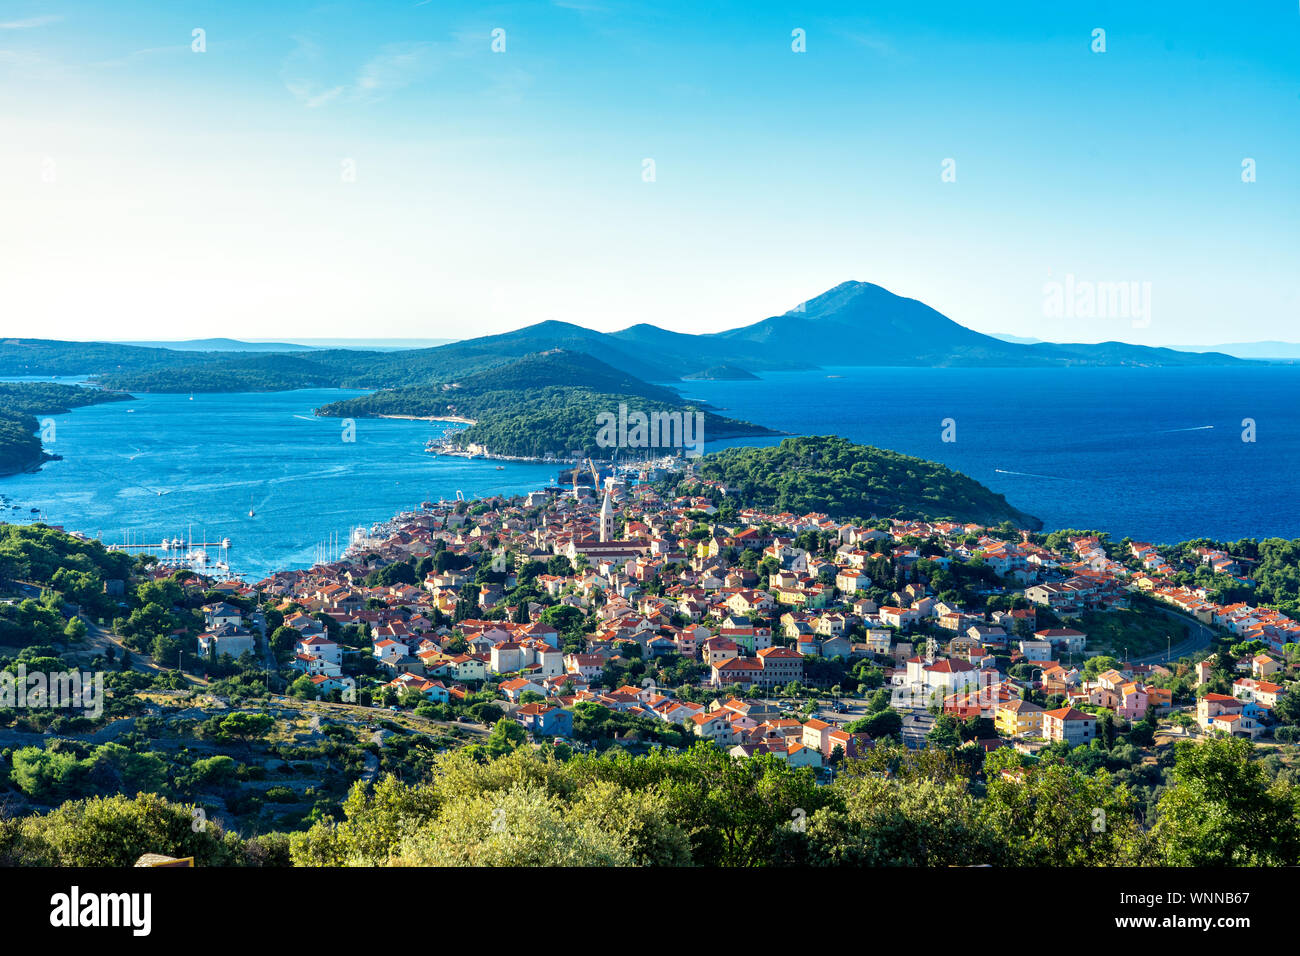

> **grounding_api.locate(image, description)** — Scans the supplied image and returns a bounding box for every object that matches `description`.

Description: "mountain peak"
[787,280,899,318]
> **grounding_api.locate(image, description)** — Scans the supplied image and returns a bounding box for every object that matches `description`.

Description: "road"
[901,710,935,749]
[1129,606,1215,666]
[78,618,170,677]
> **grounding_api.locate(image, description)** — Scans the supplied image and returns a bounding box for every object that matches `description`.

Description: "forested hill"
[0,383,133,476]
[453,350,683,403]
[314,350,777,459]
[688,436,1042,529]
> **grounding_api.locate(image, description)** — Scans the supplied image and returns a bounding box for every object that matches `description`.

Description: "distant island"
[314,350,778,461]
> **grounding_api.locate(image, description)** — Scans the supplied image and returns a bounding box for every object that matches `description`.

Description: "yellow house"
[432,589,459,614]
[995,699,1045,737]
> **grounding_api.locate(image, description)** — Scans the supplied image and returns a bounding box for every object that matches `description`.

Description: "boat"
[496,465,505,470]
[248,494,255,518]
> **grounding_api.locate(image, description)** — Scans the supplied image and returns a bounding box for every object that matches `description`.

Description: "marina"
[104,529,236,577]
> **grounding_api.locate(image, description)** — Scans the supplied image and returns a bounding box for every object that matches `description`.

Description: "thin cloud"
[282,32,517,108]
[0,15,62,29]
[355,42,438,98]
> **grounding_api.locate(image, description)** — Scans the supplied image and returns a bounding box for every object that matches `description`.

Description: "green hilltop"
[692,435,1042,529]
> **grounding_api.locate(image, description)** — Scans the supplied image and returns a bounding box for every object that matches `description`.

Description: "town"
[5,456,1299,870]
[174,469,1300,767]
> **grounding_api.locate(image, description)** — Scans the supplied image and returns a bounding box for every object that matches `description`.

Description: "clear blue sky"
[1,0,1297,345]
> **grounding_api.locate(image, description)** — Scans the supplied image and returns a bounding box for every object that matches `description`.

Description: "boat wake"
[1160,424,1214,433]
[994,468,1071,481]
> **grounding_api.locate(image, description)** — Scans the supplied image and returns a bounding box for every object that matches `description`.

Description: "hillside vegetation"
[692,436,1042,528]
[3,736,1296,867]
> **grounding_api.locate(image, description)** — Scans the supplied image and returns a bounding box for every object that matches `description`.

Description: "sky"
[1,1,1297,346]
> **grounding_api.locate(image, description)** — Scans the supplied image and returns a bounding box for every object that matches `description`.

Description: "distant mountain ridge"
[470,280,1248,378]
[1,280,1248,388]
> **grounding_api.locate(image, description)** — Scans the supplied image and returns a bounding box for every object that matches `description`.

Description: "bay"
[3,365,1298,580]
[0,386,556,581]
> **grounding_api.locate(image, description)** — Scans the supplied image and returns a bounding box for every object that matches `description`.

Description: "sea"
[0,381,557,581]
[2,365,1298,579]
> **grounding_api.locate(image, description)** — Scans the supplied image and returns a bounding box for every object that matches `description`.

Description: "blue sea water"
[3,366,1298,578]
[0,385,556,580]
[680,365,1300,546]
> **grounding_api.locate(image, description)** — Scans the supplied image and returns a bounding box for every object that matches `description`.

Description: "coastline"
[379,413,477,425]
[430,423,787,465]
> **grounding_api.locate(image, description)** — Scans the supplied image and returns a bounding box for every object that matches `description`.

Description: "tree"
[290,775,442,866]
[10,747,88,802]
[151,633,184,669]
[807,773,994,866]
[454,584,481,623]
[927,713,961,749]
[486,718,528,756]
[866,688,892,713]
[468,702,503,725]
[269,626,299,656]
[217,712,275,751]
[394,783,633,866]
[853,709,902,740]
[1082,655,1119,680]
[0,793,239,867]
[1273,688,1300,726]
[1154,737,1300,865]
[540,605,584,634]
[289,675,318,700]
[636,745,823,867]
[981,761,1149,865]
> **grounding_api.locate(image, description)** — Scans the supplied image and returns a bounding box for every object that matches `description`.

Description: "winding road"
[1128,606,1215,666]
